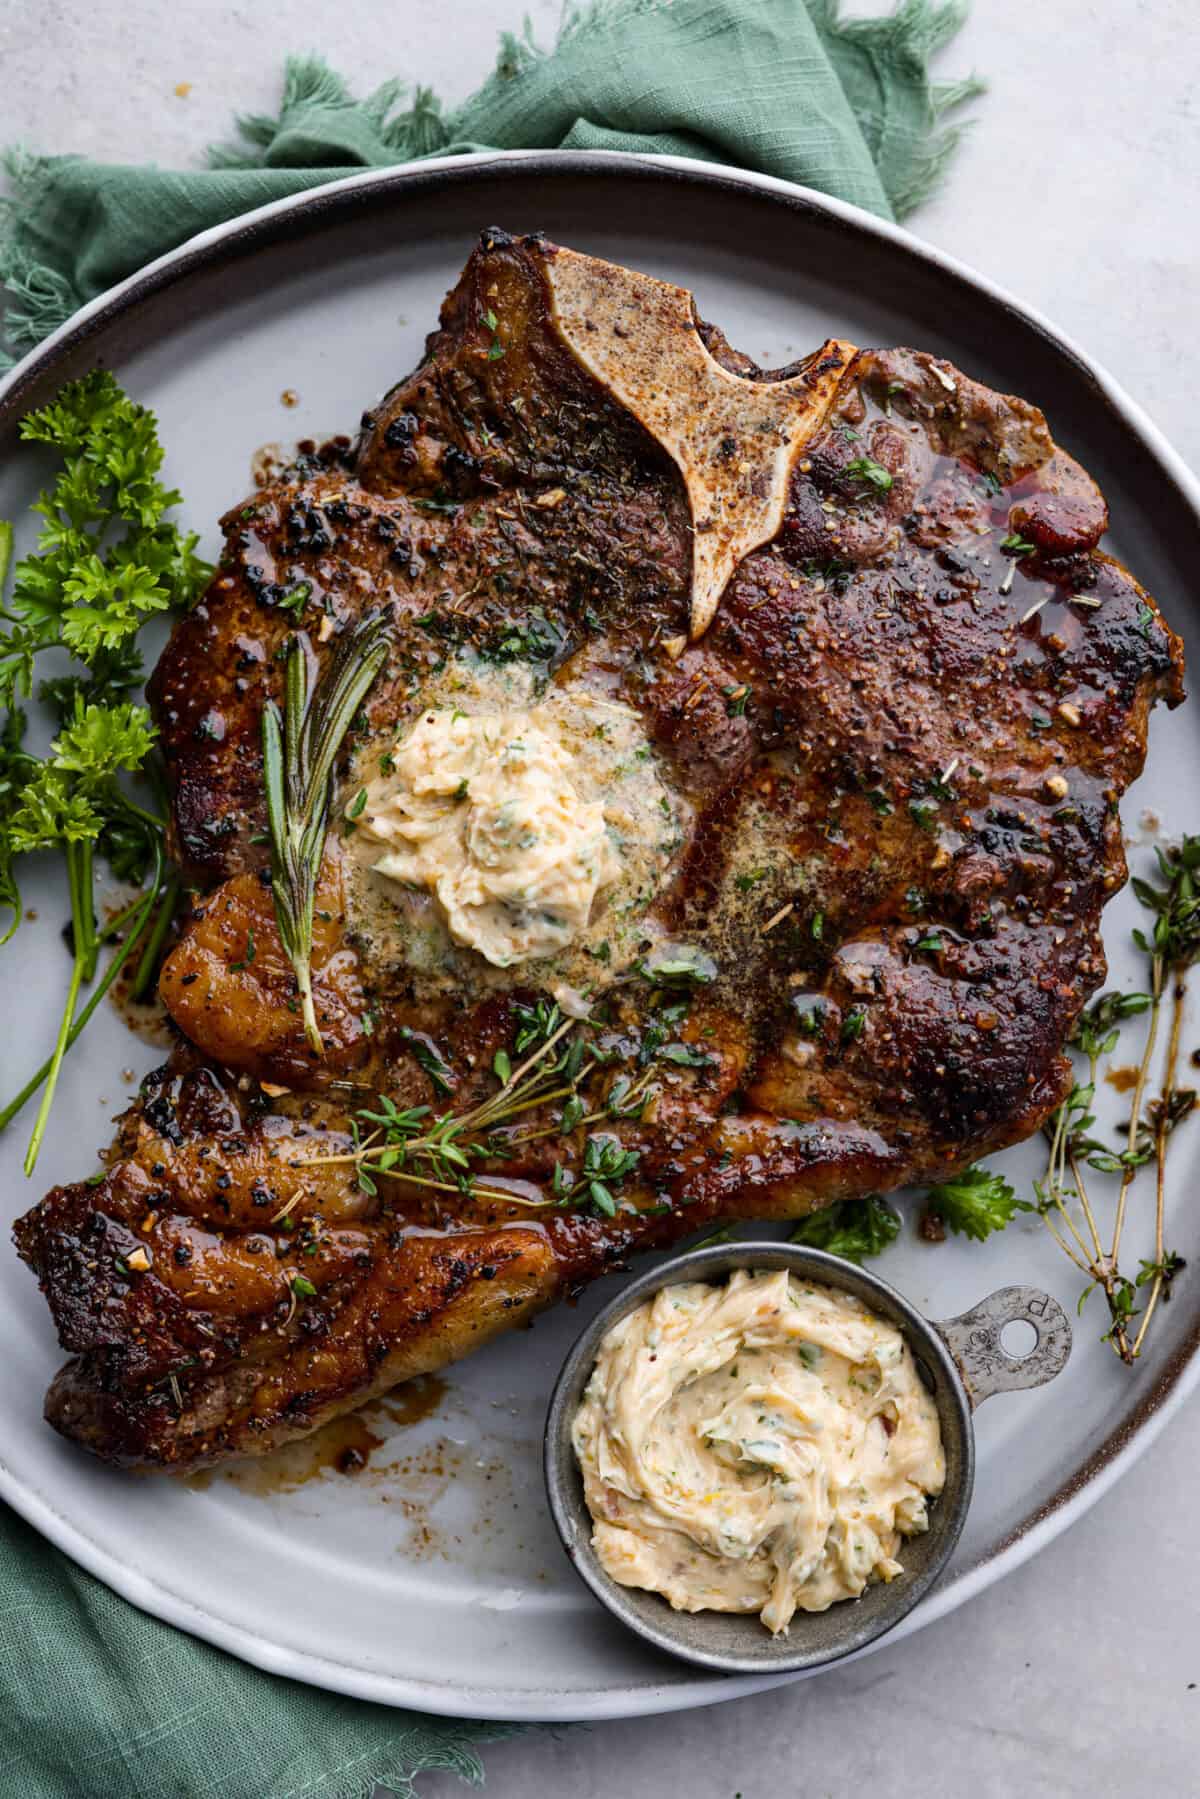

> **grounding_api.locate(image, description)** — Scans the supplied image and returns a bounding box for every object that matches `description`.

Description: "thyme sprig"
[1124,837,1200,1352]
[548,1132,641,1216]
[261,615,389,1053]
[1033,836,1200,1361]
[295,1014,589,1205]
[292,1000,666,1218]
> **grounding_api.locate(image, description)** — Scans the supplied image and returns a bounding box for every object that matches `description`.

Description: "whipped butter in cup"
[545,1241,1070,1675]
[571,1268,946,1635]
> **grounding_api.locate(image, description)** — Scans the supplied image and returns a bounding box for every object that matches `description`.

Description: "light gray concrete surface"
[2,2,1198,1794]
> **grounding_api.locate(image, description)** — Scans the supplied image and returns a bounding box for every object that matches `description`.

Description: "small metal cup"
[544,1241,1071,1674]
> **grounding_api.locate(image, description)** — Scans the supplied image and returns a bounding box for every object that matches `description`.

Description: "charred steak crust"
[16,230,1184,1470]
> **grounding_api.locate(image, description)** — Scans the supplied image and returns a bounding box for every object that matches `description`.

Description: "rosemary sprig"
[261,615,389,1053]
[1033,835,1200,1361]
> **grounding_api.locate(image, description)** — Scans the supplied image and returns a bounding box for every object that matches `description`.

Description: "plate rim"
[1,146,1197,1722]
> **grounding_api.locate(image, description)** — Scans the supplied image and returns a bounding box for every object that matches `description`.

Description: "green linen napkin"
[0,0,982,366]
[0,3,980,1794]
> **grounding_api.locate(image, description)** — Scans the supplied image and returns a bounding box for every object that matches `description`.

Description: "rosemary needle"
[262,613,389,1054]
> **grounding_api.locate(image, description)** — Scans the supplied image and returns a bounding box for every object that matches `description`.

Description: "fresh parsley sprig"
[261,616,389,1053]
[789,1169,1019,1264]
[2,696,169,1172]
[922,1167,1022,1241]
[0,706,33,947]
[0,373,208,1172]
[791,1195,900,1263]
[1,371,208,704]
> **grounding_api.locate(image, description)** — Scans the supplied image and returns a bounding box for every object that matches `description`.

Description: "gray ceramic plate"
[0,151,1196,1722]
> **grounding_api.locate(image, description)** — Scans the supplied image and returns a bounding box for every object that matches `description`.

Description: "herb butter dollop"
[353,704,624,967]
[572,1269,945,1632]
[343,663,682,1001]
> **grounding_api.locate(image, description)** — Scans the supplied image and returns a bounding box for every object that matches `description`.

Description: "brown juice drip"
[186,1373,447,1495]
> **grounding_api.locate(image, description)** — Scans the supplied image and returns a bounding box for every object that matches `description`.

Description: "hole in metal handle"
[932,1286,1072,1410]
[1000,1318,1038,1359]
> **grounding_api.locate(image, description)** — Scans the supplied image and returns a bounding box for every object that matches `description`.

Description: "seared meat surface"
[16,231,1183,1470]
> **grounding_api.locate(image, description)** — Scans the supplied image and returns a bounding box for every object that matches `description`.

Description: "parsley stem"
[119,796,168,834]
[75,840,100,981]
[24,953,84,1174]
[0,846,164,1144]
[24,836,93,1175]
[98,890,153,946]
[129,872,178,1002]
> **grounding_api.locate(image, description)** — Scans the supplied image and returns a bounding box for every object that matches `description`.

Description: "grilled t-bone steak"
[16,230,1184,1471]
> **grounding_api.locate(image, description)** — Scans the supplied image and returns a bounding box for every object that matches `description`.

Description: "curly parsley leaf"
[790,1195,901,1263]
[37,639,146,726]
[46,696,156,782]
[923,1166,1023,1241]
[8,699,155,847]
[0,707,36,946]
[1,371,210,704]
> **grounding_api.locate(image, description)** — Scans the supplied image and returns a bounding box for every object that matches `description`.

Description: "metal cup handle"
[933,1286,1072,1410]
